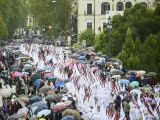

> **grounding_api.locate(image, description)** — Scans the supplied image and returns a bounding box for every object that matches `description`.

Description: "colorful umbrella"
[52,102,66,111]
[44,73,54,77]
[37,109,51,118]
[12,72,21,77]
[130,81,139,88]
[48,76,58,80]
[88,51,96,55]
[120,79,130,84]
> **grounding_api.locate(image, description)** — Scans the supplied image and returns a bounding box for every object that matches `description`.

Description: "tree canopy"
[29,0,72,37]
[0,0,27,38]
[92,3,160,74]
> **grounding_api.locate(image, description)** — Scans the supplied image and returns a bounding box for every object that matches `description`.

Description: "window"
[87,4,92,14]
[87,22,92,29]
[103,22,107,30]
[125,2,132,9]
[101,2,110,14]
[117,2,124,11]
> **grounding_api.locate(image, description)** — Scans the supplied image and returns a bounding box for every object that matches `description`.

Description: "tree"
[134,37,142,55]
[0,0,27,37]
[127,55,140,70]
[0,15,8,37]
[122,28,135,55]
[29,0,72,37]
[117,50,128,67]
[78,29,94,46]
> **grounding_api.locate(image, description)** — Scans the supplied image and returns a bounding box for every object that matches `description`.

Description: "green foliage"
[122,28,135,55]
[78,29,94,46]
[0,0,27,37]
[127,55,140,70]
[29,0,72,37]
[0,15,8,37]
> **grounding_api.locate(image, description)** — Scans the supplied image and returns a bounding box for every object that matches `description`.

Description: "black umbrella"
[111,70,124,75]
[45,94,62,102]
[29,96,42,104]
[146,72,157,77]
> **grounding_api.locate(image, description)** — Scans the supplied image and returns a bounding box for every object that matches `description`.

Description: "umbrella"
[8,115,20,120]
[120,79,130,84]
[97,52,103,56]
[109,58,122,63]
[34,79,41,88]
[46,90,55,95]
[48,76,58,80]
[94,56,100,60]
[31,101,47,108]
[112,75,121,78]
[146,72,157,77]
[34,106,48,115]
[101,54,107,57]
[55,81,65,88]
[88,51,96,55]
[31,73,41,81]
[21,72,29,75]
[12,72,21,77]
[78,56,85,60]
[45,94,62,102]
[44,73,54,77]
[62,116,74,120]
[130,81,139,88]
[17,107,29,117]
[111,70,124,75]
[52,102,66,111]
[61,94,77,102]
[136,70,146,77]
[24,64,33,69]
[37,109,51,118]
[71,53,80,58]
[29,96,42,104]
[127,70,138,74]
[62,109,81,120]
[64,100,72,106]
[40,85,54,94]
[44,66,54,71]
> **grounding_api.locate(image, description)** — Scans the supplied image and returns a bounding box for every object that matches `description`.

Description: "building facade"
[78,0,154,34]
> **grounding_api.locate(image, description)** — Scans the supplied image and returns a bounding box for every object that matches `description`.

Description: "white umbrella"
[37,109,51,117]
[112,75,121,78]
[17,107,29,117]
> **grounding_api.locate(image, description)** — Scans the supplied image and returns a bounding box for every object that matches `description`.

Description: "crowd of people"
[0,43,159,120]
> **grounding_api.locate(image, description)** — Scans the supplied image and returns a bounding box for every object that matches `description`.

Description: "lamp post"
[107,16,112,58]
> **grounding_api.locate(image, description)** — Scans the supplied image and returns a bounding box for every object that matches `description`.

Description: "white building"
[78,0,154,34]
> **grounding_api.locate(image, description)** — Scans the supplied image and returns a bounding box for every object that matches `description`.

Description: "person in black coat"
[114,96,121,111]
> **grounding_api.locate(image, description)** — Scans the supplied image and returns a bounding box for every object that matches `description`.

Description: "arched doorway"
[140,2,148,7]
[125,2,132,9]
[117,2,124,11]
[101,2,110,14]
